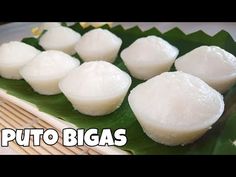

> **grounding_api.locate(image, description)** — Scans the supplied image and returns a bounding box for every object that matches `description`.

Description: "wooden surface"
[0,98,100,155]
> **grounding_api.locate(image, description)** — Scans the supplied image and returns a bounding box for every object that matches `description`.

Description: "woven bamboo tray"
[0,89,128,155]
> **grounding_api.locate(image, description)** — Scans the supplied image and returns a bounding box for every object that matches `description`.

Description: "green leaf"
[22,37,44,51]
[0,23,236,154]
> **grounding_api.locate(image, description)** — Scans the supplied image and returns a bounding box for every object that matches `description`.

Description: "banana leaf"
[1,23,236,154]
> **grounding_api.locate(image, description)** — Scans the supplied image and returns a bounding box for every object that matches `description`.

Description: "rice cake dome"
[59,61,132,116]
[0,41,40,80]
[175,46,236,93]
[121,36,179,80]
[39,26,81,55]
[39,22,61,32]
[80,22,113,28]
[128,71,224,146]
[32,22,62,37]
[20,50,80,95]
[74,28,122,63]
